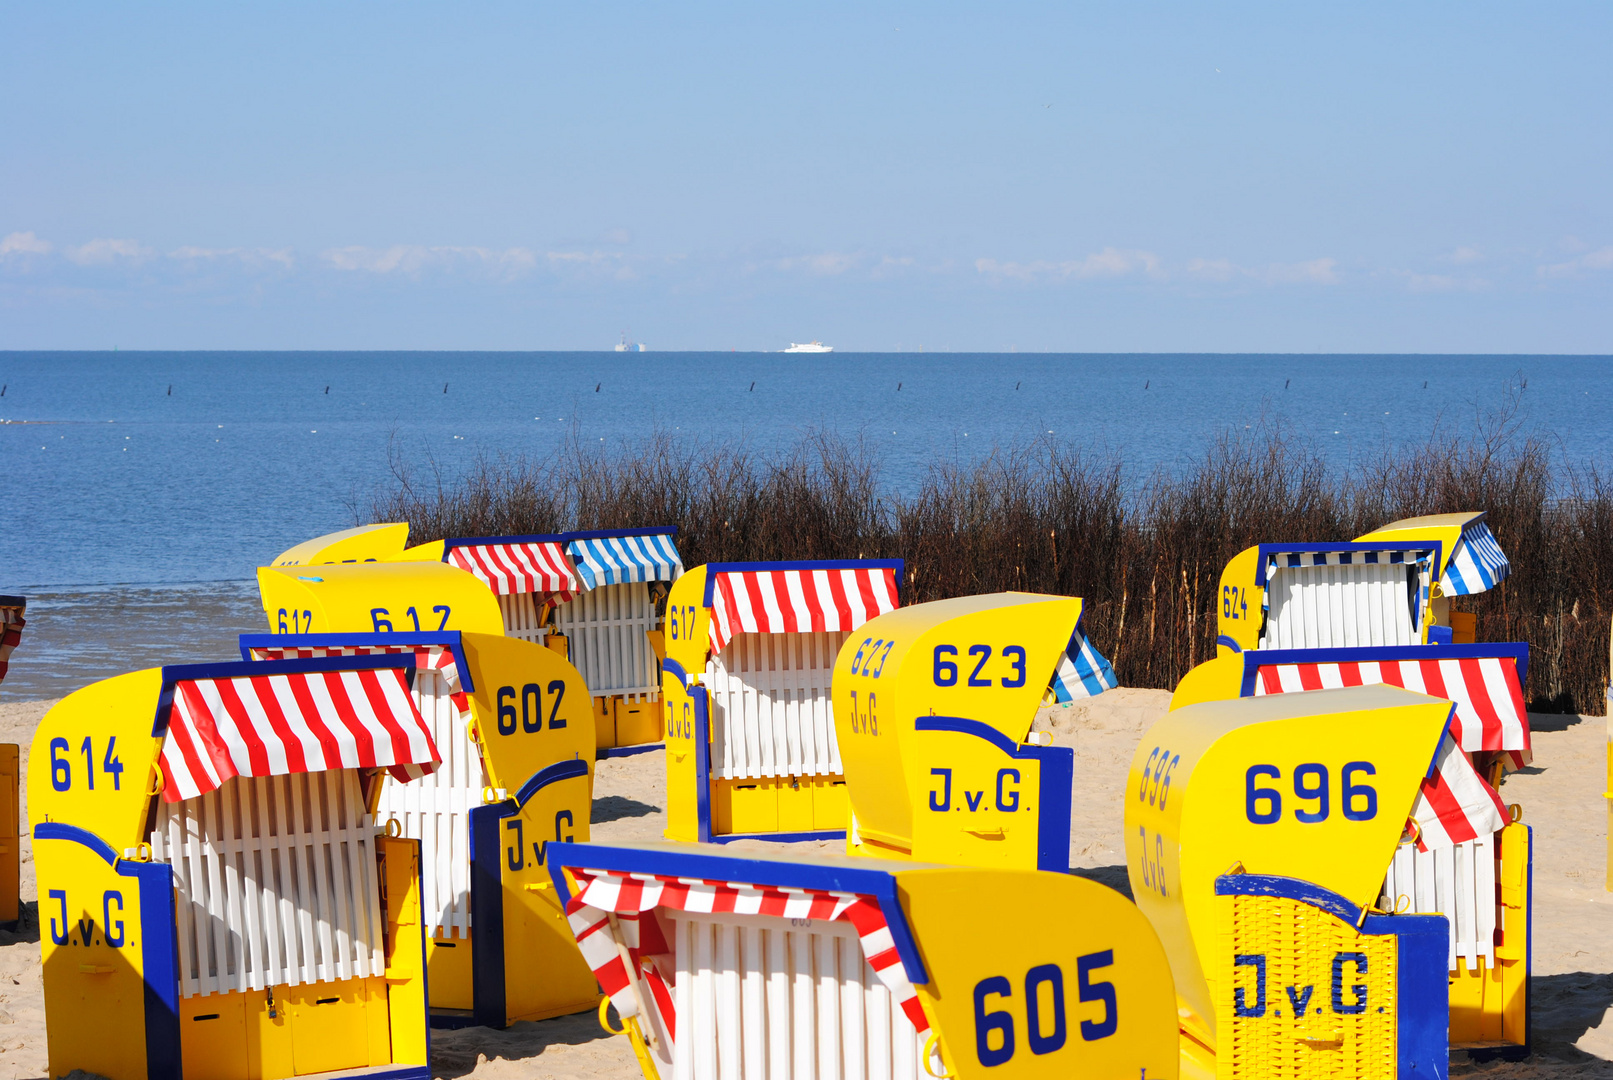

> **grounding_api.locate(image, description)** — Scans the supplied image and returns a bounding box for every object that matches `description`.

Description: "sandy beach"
[0,690,1607,1079]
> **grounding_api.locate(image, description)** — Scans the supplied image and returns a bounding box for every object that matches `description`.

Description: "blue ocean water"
[1,350,1608,698]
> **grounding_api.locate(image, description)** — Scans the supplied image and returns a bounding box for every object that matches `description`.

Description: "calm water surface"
[1,351,1608,698]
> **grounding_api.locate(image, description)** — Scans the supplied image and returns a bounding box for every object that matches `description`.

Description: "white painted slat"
[1263,562,1418,649]
[1378,833,1500,973]
[717,922,742,1078]
[153,770,384,998]
[500,593,550,645]
[663,912,922,1080]
[552,582,661,697]
[742,926,766,1077]
[674,919,695,1080]
[707,631,848,781]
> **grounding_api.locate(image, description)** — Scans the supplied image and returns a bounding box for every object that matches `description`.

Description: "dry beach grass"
[0,693,1607,1079]
[374,399,1613,717]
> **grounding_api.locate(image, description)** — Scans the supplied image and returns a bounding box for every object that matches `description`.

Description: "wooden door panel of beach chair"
[375,667,479,942]
[707,630,847,781]
[29,657,437,1080]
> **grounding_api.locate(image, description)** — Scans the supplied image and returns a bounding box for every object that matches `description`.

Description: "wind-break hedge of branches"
[370,392,1613,714]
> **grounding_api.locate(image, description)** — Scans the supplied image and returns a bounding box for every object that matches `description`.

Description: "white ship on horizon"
[614,332,647,352]
[784,340,833,353]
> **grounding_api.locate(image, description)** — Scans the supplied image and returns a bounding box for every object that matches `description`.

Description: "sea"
[2,350,1609,700]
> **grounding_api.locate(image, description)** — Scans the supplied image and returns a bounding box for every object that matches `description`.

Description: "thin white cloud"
[1448,246,1482,264]
[1538,246,1613,279]
[323,245,537,277]
[1390,269,1487,293]
[65,238,152,265]
[1185,257,1238,283]
[1186,256,1340,286]
[0,231,51,257]
[169,246,295,269]
[974,247,1163,282]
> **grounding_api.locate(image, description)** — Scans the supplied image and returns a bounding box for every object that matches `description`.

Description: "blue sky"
[2,3,1609,352]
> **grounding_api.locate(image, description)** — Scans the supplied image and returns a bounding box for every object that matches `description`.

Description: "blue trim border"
[599,743,665,758]
[1255,542,1441,587]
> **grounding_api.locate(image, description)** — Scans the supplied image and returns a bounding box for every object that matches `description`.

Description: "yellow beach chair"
[32,654,437,1080]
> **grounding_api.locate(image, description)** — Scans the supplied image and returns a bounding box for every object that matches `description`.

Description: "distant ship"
[614,332,647,352]
[784,341,833,353]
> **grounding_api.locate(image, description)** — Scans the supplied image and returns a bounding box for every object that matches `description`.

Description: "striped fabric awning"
[1416,734,1508,850]
[567,530,683,589]
[1441,520,1511,596]
[1249,653,1531,762]
[0,596,23,686]
[563,867,930,1040]
[704,561,903,655]
[446,538,579,597]
[1049,621,1118,701]
[155,657,441,803]
[241,633,473,723]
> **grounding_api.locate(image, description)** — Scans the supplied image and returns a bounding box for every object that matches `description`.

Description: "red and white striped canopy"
[707,566,900,655]
[1415,734,1508,850]
[1251,656,1531,765]
[447,541,579,597]
[159,665,440,803]
[247,641,467,705]
[564,868,929,1043]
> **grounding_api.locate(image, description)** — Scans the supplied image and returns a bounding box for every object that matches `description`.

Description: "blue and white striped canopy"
[567,531,684,589]
[1441,521,1510,596]
[1049,621,1119,702]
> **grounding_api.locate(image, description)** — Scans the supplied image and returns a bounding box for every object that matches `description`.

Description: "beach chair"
[0,595,23,687]
[1173,513,1531,1056]
[30,654,439,1080]
[548,841,1181,1080]
[0,596,24,927]
[1127,685,1461,1078]
[269,524,684,754]
[660,560,904,842]
[832,592,1118,870]
[439,529,683,754]
[248,577,602,1027]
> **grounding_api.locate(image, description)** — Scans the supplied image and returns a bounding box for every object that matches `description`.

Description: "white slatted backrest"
[670,910,925,1080]
[552,582,661,699]
[151,769,384,999]
[1379,833,1497,972]
[706,631,846,780]
[500,592,550,645]
[1262,563,1417,649]
[375,669,483,938]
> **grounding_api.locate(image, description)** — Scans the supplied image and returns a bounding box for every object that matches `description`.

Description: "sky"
[2,3,1610,353]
